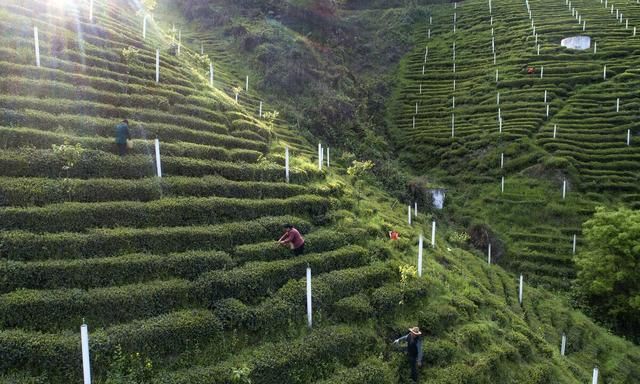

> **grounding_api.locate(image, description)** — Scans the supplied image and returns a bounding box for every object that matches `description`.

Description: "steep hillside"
[0,0,639,383]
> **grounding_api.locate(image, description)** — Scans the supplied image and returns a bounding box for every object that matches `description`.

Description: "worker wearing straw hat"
[393,326,424,382]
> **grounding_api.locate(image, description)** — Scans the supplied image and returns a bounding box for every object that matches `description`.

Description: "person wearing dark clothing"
[394,327,424,382]
[115,119,131,156]
[278,224,305,255]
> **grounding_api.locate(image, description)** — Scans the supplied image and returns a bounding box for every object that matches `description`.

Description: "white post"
[497,92,500,105]
[493,52,496,64]
[488,243,492,264]
[498,108,501,122]
[594,41,597,54]
[34,26,40,68]
[285,146,290,183]
[572,234,577,254]
[501,153,504,168]
[413,116,416,129]
[501,176,505,193]
[154,138,162,177]
[428,29,431,39]
[453,63,456,73]
[592,367,599,384]
[499,117,502,133]
[81,324,91,384]
[431,221,436,248]
[603,65,607,80]
[627,129,631,146]
[496,69,499,83]
[583,20,586,31]
[414,202,418,218]
[89,0,94,22]
[209,62,213,87]
[452,96,455,109]
[544,90,547,103]
[418,234,423,277]
[518,274,524,304]
[326,147,330,168]
[540,65,544,78]
[318,143,322,170]
[259,101,263,118]
[546,104,550,118]
[451,113,455,137]
[407,205,412,225]
[177,30,181,56]
[306,266,312,328]
[430,16,432,24]
[554,124,557,138]
[453,79,456,90]
[561,333,567,356]
[562,179,567,199]
[616,98,620,112]
[143,15,148,40]
[155,49,159,83]
[246,75,249,92]
[422,65,425,75]
[201,43,204,54]
[492,37,495,53]
[235,93,238,103]
[419,84,422,94]
[489,0,492,14]
[537,45,540,55]
[634,27,637,37]
[416,102,418,114]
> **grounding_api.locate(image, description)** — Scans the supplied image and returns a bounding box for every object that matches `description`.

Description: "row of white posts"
[317,144,330,170]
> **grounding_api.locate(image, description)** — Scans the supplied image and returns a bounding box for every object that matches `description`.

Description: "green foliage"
[574,207,640,341]
[142,0,157,11]
[104,346,153,384]
[230,365,252,384]
[51,140,84,175]
[121,46,140,66]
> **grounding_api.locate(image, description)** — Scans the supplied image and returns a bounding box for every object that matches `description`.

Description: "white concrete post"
[451,114,455,137]
[143,15,148,40]
[616,98,620,112]
[492,37,495,53]
[519,274,524,304]
[592,367,599,384]
[414,202,418,218]
[497,92,500,105]
[89,0,94,22]
[603,65,607,80]
[489,0,492,14]
[453,63,456,73]
[416,102,418,114]
[201,43,204,54]
[430,16,432,24]
[408,205,412,225]
[496,69,499,83]
[634,27,637,36]
[285,146,290,183]
[306,266,312,328]
[498,108,501,122]
[418,234,423,277]
[627,129,631,146]
[540,66,544,78]
[34,27,40,68]
[572,234,577,254]
[318,143,322,170]
[453,79,456,90]
[81,323,91,384]
[431,221,436,248]
[428,29,431,39]
[583,20,586,31]
[235,93,238,103]
[245,75,249,92]
[501,176,505,193]
[452,96,455,109]
[561,333,567,356]
[209,63,214,87]
[326,147,330,168]
[419,84,422,94]
[493,52,496,64]
[501,153,504,169]
[422,65,425,75]
[491,16,493,25]
[594,41,597,54]
[177,30,181,56]
[553,124,557,138]
[562,179,567,199]
[155,49,160,83]
[544,90,547,103]
[537,45,540,55]
[259,101,263,118]
[412,116,415,129]
[546,104,550,118]
[154,138,162,177]
[488,243,492,264]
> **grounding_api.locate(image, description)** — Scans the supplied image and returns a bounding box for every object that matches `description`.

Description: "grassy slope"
[0,0,638,383]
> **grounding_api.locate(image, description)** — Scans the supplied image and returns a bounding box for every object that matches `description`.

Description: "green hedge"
[199,245,370,304]
[0,279,194,331]
[0,250,233,292]
[232,228,366,262]
[0,149,316,182]
[0,195,328,232]
[332,293,374,322]
[0,215,311,261]
[154,325,379,384]
[0,176,308,207]
[314,357,394,384]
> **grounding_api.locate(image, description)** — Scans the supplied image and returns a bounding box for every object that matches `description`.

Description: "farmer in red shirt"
[278,223,305,255]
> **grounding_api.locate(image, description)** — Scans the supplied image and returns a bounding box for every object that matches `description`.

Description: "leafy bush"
[332,293,373,322]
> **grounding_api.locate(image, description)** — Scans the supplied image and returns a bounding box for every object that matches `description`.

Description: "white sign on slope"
[561,35,591,50]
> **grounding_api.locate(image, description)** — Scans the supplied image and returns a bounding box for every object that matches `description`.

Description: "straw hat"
[409,327,422,336]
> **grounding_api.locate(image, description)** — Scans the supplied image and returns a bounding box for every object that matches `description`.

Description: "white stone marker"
[497,92,500,105]
[544,90,548,103]
[419,84,422,94]
[285,146,290,183]
[616,98,620,112]
[627,129,631,146]
[540,65,544,78]
[492,37,495,53]
[453,79,456,91]
[235,93,238,103]
[306,266,312,328]
[422,65,425,75]
[412,116,415,129]
[572,234,577,254]
[453,63,456,73]
[89,0,94,22]
[34,26,40,68]
[634,27,637,36]
[428,29,431,39]
[501,153,504,168]
[594,41,597,54]
[519,274,524,304]
[561,333,567,356]
[155,49,159,83]
[81,323,91,384]
[592,367,599,384]
[408,205,412,225]
[493,52,496,64]
[326,147,330,168]
[537,45,540,55]
[418,234,424,277]
[499,117,503,133]
[489,0,492,14]
[431,221,436,248]
[562,179,567,199]
[318,143,322,170]
[452,96,456,109]
[201,43,204,54]
[143,15,149,40]
[554,124,557,138]
[496,69,499,82]
[603,65,607,80]
[209,63,214,86]
[259,101,263,118]
[414,202,418,217]
[583,20,586,31]
[416,102,418,114]
[245,75,249,92]
[546,104,550,118]
[154,138,162,177]
[488,243,492,264]
[501,176,505,193]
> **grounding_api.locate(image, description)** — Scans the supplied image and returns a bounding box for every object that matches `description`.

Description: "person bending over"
[278,223,305,256]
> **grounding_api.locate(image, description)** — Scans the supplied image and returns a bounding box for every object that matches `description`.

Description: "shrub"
[332,293,373,322]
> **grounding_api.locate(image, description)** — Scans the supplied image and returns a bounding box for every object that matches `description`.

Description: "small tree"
[52,140,85,200]
[346,159,374,206]
[231,365,252,384]
[263,110,279,131]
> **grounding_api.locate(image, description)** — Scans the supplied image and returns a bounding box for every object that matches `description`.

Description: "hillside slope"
[0,0,639,383]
